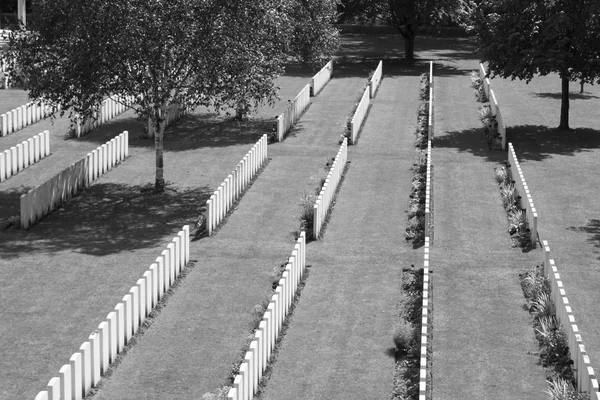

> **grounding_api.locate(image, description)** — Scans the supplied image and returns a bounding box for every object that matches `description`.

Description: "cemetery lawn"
[490,73,600,377]
[86,63,369,400]
[0,70,313,400]
[0,87,30,115]
[261,66,421,400]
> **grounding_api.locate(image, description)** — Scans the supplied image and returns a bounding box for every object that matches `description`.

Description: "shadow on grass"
[74,112,275,152]
[567,219,600,258]
[0,186,32,225]
[434,124,600,162]
[531,92,600,100]
[0,182,211,259]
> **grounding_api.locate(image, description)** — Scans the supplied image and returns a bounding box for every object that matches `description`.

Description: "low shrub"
[469,70,487,102]
[419,72,430,101]
[519,267,586,399]
[392,266,426,399]
[495,163,531,248]
[298,192,317,238]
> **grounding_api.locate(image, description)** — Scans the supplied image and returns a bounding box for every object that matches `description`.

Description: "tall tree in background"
[472,0,600,129]
[337,0,473,60]
[8,0,339,192]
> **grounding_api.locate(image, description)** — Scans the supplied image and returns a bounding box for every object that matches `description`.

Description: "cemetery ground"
[2,32,600,400]
[0,87,28,115]
[490,75,600,378]
[0,69,313,399]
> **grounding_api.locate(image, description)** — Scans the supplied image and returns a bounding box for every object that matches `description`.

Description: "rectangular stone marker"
[150,263,159,307]
[157,255,166,298]
[34,135,40,162]
[80,341,92,394]
[115,303,125,352]
[98,321,110,374]
[69,352,83,400]
[0,152,5,181]
[34,391,48,400]
[107,312,118,363]
[130,286,140,333]
[234,376,242,400]
[172,237,181,276]
[136,279,146,325]
[88,332,101,386]
[143,270,154,312]
[168,243,176,284]
[240,362,249,400]
[59,364,72,400]
[23,140,30,168]
[123,294,133,343]
[10,146,17,172]
[1,114,6,136]
[47,377,60,400]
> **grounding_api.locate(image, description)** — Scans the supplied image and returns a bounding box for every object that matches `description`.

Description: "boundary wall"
[276,84,310,142]
[20,131,129,229]
[74,96,134,138]
[226,232,306,400]
[507,143,538,247]
[478,63,507,150]
[369,61,383,98]
[313,138,348,239]
[419,237,431,400]
[311,60,333,97]
[34,226,190,400]
[207,134,268,236]
[147,102,188,139]
[541,242,600,398]
[1,101,60,137]
[0,130,49,182]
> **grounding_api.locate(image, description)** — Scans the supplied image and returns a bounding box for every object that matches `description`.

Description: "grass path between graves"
[0,87,29,115]
[86,68,370,399]
[430,59,547,399]
[490,74,600,377]
[261,66,422,400]
[0,70,314,400]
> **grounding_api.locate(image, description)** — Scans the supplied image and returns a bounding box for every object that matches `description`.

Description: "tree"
[337,0,472,60]
[471,0,600,130]
[8,0,339,192]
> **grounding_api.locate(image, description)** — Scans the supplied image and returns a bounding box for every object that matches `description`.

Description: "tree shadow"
[531,92,600,100]
[567,219,600,259]
[434,124,600,163]
[0,182,211,259]
[74,112,274,151]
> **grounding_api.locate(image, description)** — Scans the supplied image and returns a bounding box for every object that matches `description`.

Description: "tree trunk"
[154,108,166,192]
[404,36,415,61]
[558,76,570,130]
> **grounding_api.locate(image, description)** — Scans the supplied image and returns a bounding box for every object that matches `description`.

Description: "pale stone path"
[262,71,421,400]
[90,72,369,399]
[430,62,547,399]
[0,75,311,400]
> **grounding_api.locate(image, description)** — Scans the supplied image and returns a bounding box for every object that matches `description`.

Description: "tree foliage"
[8,0,339,191]
[471,0,600,129]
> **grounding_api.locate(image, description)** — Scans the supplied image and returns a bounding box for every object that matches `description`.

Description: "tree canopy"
[8,0,339,191]
[471,0,600,129]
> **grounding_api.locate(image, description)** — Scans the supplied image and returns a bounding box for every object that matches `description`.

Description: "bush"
[393,319,416,353]
[299,192,316,237]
